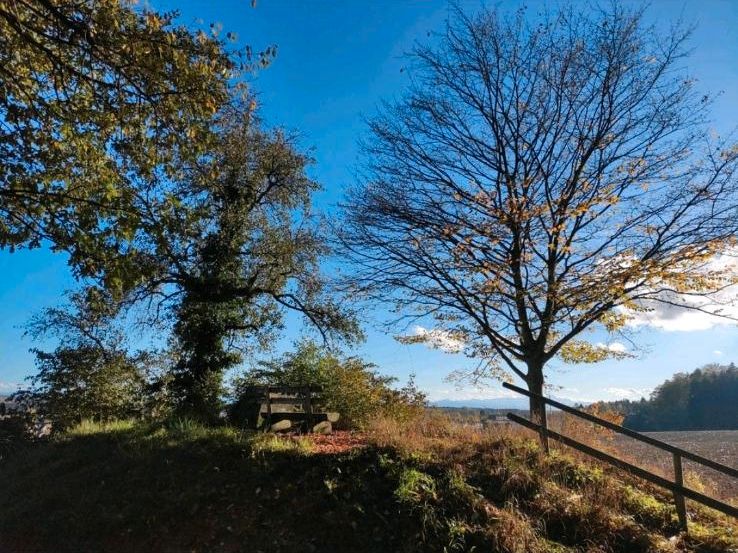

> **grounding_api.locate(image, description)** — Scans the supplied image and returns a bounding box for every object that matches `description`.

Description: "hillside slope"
[1,420,736,553]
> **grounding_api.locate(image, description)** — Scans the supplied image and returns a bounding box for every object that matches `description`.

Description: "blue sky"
[2,0,738,403]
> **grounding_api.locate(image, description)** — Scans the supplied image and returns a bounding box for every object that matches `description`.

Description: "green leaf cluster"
[231,340,425,429]
[0,0,234,261]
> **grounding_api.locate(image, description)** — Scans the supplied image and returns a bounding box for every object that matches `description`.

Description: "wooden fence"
[502,381,738,531]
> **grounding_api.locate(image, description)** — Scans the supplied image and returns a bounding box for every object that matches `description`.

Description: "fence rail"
[502,381,738,530]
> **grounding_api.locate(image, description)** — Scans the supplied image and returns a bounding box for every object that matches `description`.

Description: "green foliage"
[153,112,360,420]
[3,2,357,423]
[0,0,244,261]
[249,432,313,457]
[597,363,738,431]
[19,290,163,431]
[231,340,425,429]
[24,107,360,424]
[22,346,147,432]
[65,418,139,437]
[395,468,438,504]
[620,486,678,531]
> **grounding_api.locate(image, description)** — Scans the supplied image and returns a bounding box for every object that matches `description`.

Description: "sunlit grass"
[65,418,138,436]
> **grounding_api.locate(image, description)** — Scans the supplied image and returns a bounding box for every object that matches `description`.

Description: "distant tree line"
[596,364,738,431]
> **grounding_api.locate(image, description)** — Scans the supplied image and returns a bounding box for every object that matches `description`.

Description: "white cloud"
[627,303,738,332]
[714,350,724,356]
[595,341,628,353]
[624,251,738,332]
[603,387,651,401]
[409,326,465,353]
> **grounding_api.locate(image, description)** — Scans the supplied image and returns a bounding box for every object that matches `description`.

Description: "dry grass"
[370,408,736,505]
[366,410,520,454]
[548,411,736,506]
[365,411,738,552]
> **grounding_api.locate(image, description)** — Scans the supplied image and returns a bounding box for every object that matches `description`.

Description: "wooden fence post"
[673,452,688,531]
[538,404,550,453]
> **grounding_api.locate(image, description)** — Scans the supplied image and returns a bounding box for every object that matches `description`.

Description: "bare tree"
[340,4,738,429]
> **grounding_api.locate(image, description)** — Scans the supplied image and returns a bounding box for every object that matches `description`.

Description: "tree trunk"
[526,363,549,453]
[171,363,224,424]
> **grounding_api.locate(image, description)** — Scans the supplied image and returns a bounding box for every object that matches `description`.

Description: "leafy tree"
[81,107,360,421]
[340,4,738,429]
[2,0,354,420]
[19,291,151,431]
[231,340,425,429]
[25,346,146,431]
[0,0,264,282]
[640,373,689,430]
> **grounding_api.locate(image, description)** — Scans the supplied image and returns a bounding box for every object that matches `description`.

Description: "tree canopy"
[0,0,255,273]
[340,4,738,425]
[16,291,154,430]
[153,108,360,418]
[47,104,360,420]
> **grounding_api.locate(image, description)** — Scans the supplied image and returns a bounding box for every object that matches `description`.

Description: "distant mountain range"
[431,396,578,409]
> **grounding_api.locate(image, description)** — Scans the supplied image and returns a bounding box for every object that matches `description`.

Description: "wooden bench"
[240,385,339,433]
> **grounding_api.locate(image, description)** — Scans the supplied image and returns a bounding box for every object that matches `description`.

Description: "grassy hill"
[1,420,737,553]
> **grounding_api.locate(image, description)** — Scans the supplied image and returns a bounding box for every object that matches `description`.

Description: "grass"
[1,417,737,553]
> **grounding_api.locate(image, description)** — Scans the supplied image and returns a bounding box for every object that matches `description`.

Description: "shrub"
[0,415,32,459]
[229,340,426,429]
[23,346,147,432]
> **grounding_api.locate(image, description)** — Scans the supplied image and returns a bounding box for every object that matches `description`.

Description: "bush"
[23,346,147,432]
[0,415,32,459]
[230,340,426,429]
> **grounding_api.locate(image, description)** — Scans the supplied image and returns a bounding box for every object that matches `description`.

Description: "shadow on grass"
[0,423,416,553]
[3,422,738,553]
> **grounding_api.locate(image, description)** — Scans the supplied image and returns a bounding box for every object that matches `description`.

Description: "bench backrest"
[240,385,324,415]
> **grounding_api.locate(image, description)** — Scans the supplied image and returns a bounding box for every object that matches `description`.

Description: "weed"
[620,485,679,532]
[249,432,312,457]
[395,468,438,506]
[65,418,137,436]
[680,522,738,552]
